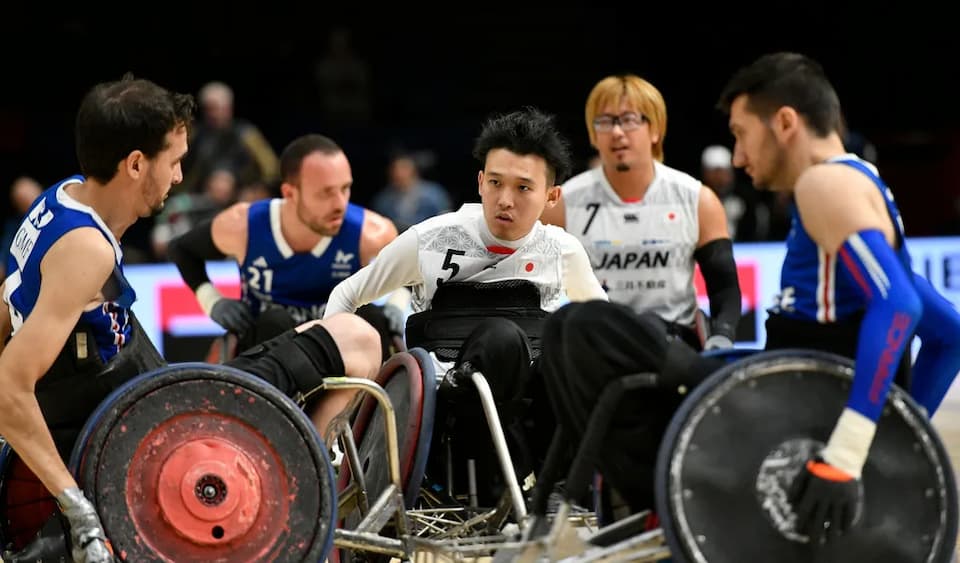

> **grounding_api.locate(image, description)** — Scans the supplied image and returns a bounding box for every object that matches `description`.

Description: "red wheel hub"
[124,413,290,560]
[156,438,261,544]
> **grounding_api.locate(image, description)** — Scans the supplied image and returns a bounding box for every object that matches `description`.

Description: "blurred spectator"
[152,168,237,260]
[0,176,42,277]
[314,27,373,126]
[700,145,771,242]
[179,81,279,194]
[371,152,451,232]
[237,181,274,203]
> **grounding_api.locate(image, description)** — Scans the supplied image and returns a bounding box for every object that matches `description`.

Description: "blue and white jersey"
[240,198,364,323]
[772,154,912,322]
[3,176,135,363]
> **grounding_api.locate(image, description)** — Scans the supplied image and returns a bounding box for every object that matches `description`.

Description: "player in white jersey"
[542,74,742,351]
[324,108,606,349]
[325,108,607,505]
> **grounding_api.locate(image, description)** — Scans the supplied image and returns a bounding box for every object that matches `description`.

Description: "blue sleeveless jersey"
[239,199,364,323]
[3,176,135,363]
[773,155,912,322]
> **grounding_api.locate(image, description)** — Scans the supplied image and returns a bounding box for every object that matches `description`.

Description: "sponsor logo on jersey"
[333,249,355,270]
[595,238,670,247]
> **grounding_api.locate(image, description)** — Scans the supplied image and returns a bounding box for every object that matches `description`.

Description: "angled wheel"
[656,349,958,563]
[338,349,436,511]
[69,362,336,562]
[0,446,62,555]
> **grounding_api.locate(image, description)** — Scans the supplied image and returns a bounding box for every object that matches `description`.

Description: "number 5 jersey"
[323,203,607,317]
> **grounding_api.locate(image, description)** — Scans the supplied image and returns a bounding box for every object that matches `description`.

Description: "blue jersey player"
[169,134,399,354]
[0,78,384,562]
[719,52,960,543]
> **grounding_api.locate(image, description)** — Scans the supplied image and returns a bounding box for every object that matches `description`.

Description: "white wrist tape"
[195,282,224,316]
[822,407,877,479]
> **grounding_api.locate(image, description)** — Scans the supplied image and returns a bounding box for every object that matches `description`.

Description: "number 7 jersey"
[561,162,702,326]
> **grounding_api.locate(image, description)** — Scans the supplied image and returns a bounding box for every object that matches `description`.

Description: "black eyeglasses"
[592,112,646,132]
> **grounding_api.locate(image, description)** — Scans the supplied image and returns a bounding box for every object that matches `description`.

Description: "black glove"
[789,457,861,545]
[210,298,255,336]
[57,487,114,563]
[382,303,406,337]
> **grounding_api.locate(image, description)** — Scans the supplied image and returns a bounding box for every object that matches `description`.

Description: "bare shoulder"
[360,208,399,264]
[44,227,115,269]
[211,201,251,257]
[40,227,115,297]
[362,208,399,241]
[698,183,725,211]
[697,184,731,244]
[794,162,888,252]
[794,163,875,208]
[214,202,252,233]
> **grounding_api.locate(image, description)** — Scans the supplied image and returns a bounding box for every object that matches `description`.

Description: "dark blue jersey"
[239,198,364,323]
[772,154,911,323]
[3,176,135,364]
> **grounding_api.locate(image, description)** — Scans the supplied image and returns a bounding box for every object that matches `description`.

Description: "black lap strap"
[36,311,165,459]
[406,280,548,361]
[406,310,547,362]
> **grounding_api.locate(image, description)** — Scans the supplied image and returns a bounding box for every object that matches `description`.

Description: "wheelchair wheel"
[337,349,437,511]
[0,446,61,554]
[656,349,958,563]
[69,362,337,562]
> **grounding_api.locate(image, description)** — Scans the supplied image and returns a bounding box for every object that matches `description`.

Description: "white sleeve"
[560,234,608,302]
[324,228,423,318]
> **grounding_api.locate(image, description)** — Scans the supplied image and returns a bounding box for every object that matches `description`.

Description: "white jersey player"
[325,108,607,337]
[561,161,702,326]
[324,203,604,316]
[542,74,741,350]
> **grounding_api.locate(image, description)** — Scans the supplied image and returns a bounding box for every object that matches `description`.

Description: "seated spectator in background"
[237,181,275,203]
[0,176,43,277]
[179,81,279,194]
[314,27,373,126]
[152,168,237,260]
[371,151,452,231]
[700,145,771,242]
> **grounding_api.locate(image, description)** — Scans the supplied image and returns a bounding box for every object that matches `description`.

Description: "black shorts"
[226,324,346,399]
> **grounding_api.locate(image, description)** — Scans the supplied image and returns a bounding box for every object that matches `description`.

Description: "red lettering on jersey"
[869,312,913,404]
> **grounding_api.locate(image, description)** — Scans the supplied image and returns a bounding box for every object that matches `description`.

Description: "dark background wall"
[2,8,959,246]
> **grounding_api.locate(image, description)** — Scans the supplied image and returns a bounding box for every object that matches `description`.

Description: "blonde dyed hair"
[585,75,667,162]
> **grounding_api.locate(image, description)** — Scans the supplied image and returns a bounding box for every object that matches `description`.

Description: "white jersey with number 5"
[323,203,607,318]
[561,162,701,326]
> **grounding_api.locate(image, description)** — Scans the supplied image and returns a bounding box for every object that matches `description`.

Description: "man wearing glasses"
[541,74,741,351]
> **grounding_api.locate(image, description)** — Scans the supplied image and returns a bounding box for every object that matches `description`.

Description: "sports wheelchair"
[1,284,955,562]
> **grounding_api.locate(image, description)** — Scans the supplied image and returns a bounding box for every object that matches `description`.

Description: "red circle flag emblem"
[525,262,535,272]
[667,212,676,221]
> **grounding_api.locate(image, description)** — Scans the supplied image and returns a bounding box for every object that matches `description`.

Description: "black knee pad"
[228,325,345,399]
